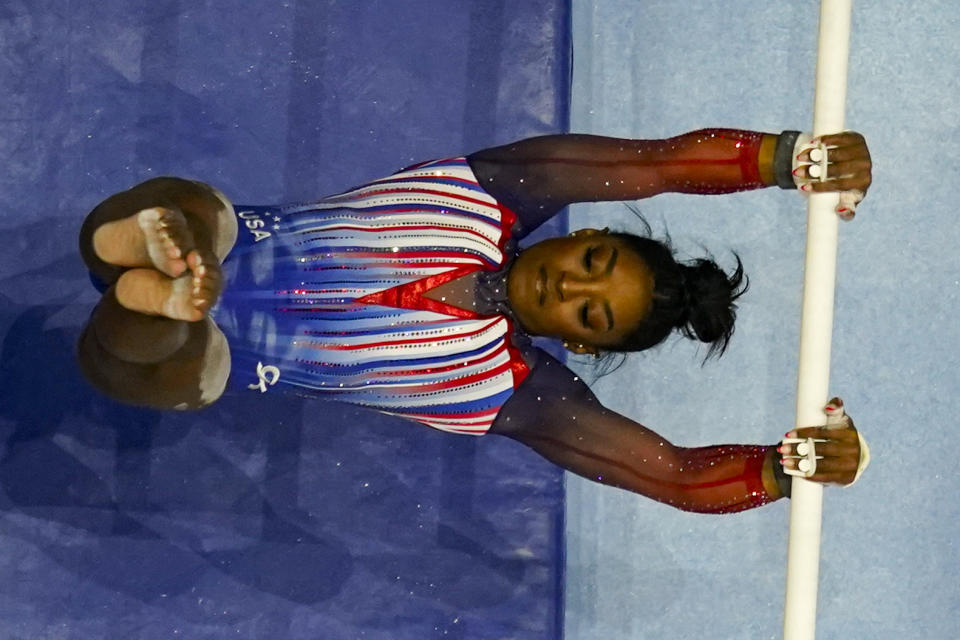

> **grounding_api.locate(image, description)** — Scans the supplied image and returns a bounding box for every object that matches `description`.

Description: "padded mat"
[0,2,570,637]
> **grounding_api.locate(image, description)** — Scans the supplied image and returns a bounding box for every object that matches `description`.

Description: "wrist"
[758,133,779,187]
[762,445,791,499]
[772,130,802,189]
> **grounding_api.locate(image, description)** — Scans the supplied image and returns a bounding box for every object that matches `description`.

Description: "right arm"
[468,129,778,238]
[468,129,871,236]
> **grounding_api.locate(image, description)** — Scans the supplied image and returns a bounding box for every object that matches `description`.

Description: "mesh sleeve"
[492,349,780,514]
[468,129,769,238]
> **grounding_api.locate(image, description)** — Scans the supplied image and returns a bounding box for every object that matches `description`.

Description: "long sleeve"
[491,349,781,514]
[468,129,773,238]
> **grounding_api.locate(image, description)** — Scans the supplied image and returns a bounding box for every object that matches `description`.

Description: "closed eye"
[580,302,591,328]
[583,247,594,271]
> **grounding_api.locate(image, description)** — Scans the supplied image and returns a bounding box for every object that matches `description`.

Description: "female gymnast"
[77,128,872,514]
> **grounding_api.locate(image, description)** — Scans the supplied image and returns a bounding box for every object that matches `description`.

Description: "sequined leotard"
[207,128,782,513]
[213,158,530,435]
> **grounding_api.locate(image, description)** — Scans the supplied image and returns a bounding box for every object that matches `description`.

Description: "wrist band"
[773,452,793,498]
[773,130,801,189]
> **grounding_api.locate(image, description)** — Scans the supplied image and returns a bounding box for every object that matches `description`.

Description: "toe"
[186,249,223,316]
[139,206,194,277]
[186,249,203,271]
[164,237,183,260]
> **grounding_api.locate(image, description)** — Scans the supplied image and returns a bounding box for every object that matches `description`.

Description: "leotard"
[212,157,530,434]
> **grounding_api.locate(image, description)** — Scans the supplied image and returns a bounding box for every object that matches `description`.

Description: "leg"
[78,288,231,409]
[88,286,190,364]
[114,250,223,323]
[80,177,238,287]
[76,177,236,408]
[81,177,236,322]
[93,205,197,278]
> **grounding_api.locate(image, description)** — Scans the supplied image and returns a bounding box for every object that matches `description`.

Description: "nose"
[557,271,600,300]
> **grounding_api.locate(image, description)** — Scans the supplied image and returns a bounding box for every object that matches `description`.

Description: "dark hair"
[608,231,748,359]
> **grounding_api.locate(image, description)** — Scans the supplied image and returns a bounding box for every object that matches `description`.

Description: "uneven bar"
[783,1,853,639]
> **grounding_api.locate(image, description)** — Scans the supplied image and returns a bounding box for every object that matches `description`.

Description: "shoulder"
[518,347,595,399]
[491,347,599,435]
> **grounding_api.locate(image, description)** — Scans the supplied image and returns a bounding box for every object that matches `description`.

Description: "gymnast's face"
[506,230,654,353]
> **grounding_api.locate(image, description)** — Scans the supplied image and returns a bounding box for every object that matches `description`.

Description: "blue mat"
[0,2,570,637]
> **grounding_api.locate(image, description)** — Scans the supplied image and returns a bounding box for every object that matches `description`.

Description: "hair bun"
[607,231,749,359]
[676,256,747,356]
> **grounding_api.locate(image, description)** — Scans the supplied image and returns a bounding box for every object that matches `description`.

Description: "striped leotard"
[212,158,529,435]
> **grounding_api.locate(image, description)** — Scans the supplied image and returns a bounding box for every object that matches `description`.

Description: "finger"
[779,440,856,458]
[818,132,866,148]
[796,158,871,184]
[790,426,859,442]
[808,175,871,193]
[827,158,873,178]
[809,455,859,474]
[782,453,851,482]
[789,432,859,449]
[793,163,821,181]
[809,470,856,485]
[778,443,797,458]
[794,144,825,164]
[823,398,848,425]
[797,139,868,165]
[820,145,870,163]
[780,456,798,471]
[811,442,860,458]
[836,190,865,220]
[814,169,871,190]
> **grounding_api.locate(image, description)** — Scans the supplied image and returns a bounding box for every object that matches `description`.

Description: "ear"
[568,227,609,238]
[563,341,599,356]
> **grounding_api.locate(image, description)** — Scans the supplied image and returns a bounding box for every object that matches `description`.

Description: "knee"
[194,319,231,408]
[91,288,190,364]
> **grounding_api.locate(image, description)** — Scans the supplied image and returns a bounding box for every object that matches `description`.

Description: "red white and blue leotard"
[207,129,785,513]
[213,158,529,435]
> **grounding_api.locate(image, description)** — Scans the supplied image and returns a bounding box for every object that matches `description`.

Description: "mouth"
[537,266,547,305]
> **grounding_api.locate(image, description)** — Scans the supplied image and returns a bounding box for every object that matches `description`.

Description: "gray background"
[565,1,958,638]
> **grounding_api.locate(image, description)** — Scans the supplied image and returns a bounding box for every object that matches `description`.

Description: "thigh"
[78,303,231,411]
[88,286,190,364]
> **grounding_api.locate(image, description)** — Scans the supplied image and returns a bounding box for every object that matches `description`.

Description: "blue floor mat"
[0,2,570,637]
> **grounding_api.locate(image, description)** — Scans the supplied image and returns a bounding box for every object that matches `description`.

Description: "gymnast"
[77,128,872,514]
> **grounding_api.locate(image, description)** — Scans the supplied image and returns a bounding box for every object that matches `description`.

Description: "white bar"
[783,2,853,640]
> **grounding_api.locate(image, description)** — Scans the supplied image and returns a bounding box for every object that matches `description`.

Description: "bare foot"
[115,249,222,322]
[136,206,195,277]
[182,249,222,319]
[92,206,195,277]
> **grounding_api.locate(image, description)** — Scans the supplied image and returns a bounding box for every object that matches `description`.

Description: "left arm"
[504,401,787,514]
[491,352,863,513]
[491,351,788,514]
